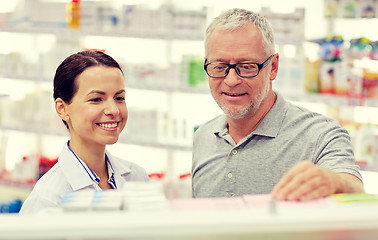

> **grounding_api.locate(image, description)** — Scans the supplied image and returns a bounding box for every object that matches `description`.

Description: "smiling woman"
[19,51,149,214]
[56,65,127,146]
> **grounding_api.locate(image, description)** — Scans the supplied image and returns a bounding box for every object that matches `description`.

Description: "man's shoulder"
[195,114,225,134]
[282,102,343,137]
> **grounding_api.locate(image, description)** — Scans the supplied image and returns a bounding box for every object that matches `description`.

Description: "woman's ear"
[55,98,70,122]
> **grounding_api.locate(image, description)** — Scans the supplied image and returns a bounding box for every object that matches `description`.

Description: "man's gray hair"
[205,8,275,57]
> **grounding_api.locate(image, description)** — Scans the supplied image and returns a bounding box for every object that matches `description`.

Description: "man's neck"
[228,92,277,144]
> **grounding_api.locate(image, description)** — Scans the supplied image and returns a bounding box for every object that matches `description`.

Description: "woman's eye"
[89,98,102,102]
[115,96,125,102]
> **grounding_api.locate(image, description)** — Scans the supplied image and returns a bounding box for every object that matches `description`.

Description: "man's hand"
[271,161,363,201]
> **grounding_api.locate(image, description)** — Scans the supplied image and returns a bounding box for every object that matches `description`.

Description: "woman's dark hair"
[53,50,123,129]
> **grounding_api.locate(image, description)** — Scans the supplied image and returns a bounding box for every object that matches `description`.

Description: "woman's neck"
[68,139,108,180]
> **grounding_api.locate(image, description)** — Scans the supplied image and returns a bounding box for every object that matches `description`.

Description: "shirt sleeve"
[313,121,362,181]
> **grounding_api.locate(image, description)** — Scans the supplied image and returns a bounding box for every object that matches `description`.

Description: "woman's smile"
[96,121,120,131]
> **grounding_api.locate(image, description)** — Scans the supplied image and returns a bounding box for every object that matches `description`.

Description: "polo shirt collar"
[214,91,288,139]
[253,91,287,138]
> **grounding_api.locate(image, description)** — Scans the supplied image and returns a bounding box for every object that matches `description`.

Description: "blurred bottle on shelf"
[324,0,378,18]
[362,71,378,99]
[355,123,376,169]
[38,156,58,179]
[66,0,80,29]
[0,199,22,214]
[305,58,321,93]
[176,173,192,198]
[185,55,207,87]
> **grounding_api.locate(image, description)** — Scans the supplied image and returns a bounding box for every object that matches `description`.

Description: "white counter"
[2,193,378,240]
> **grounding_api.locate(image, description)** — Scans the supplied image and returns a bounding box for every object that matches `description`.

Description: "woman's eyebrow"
[115,89,125,95]
[87,90,105,96]
[87,89,125,96]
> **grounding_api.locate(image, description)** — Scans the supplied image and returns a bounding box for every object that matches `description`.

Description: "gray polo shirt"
[192,92,362,198]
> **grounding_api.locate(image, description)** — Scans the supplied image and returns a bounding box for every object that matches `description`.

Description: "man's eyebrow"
[208,58,257,63]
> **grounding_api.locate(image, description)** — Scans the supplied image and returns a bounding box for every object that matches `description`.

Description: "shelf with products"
[292,1,378,170]
[0,74,210,95]
[0,70,211,152]
[0,0,210,145]
[0,123,193,152]
[282,91,378,108]
[0,25,206,41]
[2,73,377,109]
[0,0,215,190]
[0,0,208,40]
[315,0,378,101]
[301,36,378,104]
[1,38,376,114]
[1,2,377,108]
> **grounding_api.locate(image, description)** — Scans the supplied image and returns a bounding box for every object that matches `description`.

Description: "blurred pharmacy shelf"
[0,26,205,41]
[0,1,211,183]
[6,74,378,108]
[0,75,211,94]
[0,180,33,202]
[284,92,378,108]
[0,124,192,152]
[3,74,377,108]
[0,0,377,190]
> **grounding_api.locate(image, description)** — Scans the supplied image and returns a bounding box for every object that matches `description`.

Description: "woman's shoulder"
[19,164,71,214]
[107,153,149,180]
[30,163,72,194]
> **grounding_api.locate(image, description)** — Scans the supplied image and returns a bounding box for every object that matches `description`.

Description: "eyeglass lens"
[207,62,259,78]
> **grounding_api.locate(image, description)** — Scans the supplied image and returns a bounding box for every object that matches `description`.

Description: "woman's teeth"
[98,123,117,128]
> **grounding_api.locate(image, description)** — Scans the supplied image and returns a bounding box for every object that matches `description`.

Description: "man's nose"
[223,68,241,87]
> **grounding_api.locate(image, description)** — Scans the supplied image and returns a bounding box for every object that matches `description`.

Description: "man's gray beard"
[213,84,269,120]
[215,98,253,120]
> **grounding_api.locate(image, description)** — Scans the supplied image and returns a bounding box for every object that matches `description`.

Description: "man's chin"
[223,107,251,120]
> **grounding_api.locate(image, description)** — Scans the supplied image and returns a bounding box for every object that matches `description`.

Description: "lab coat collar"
[58,142,132,191]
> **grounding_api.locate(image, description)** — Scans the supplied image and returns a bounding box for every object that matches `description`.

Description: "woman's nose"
[104,100,120,116]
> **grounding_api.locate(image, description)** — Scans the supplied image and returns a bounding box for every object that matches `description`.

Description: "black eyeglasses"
[204,55,274,78]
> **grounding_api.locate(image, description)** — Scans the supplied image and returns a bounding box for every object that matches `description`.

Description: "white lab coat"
[19,141,149,214]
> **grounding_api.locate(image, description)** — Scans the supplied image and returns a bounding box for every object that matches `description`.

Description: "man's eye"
[239,64,257,70]
[212,64,227,70]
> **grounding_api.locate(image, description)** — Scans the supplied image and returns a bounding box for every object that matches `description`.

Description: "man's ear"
[55,98,70,122]
[269,53,279,81]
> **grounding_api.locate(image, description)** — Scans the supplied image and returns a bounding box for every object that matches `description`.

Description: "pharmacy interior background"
[0,0,377,203]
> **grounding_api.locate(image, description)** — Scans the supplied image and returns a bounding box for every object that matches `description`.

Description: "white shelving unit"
[0,1,215,192]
